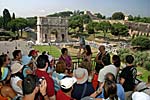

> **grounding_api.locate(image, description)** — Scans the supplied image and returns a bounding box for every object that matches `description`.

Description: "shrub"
[144,61,150,71]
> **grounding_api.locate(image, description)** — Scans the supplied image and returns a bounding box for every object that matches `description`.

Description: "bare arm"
[1,85,17,99]
[95,53,102,64]
[90,82,104,98]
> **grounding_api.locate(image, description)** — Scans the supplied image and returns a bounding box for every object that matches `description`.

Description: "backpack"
[20,65,29,79]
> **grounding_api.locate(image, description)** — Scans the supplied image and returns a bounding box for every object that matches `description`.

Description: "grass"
[137,66,150,82]
[33,45,61,58]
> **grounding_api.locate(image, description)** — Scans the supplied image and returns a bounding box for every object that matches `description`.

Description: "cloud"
[39,9,46,13]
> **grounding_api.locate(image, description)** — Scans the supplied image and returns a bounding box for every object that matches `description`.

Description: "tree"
[112,12,125,20]
[82,14,92,24]
[12,13,15,19]
[86,22,98,35]
[8,18,27,37]
[95,21,111,39]
[26,17,37,28]
[128,15,133,21]
[69,15,83,33]
[95,13,103,19]
[0,16,3,28]
[95,13,105,19]
[131,36,150,50]
[3,9,11,30]
[11,13,16,32]
[111,23,128,40]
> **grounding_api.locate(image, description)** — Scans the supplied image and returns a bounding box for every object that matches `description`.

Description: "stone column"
[36,17,41,44]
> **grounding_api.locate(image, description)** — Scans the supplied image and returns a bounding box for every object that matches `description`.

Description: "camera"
[38,77,45,84]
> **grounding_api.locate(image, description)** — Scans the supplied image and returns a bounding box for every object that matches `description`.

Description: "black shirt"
[120,66,137,92]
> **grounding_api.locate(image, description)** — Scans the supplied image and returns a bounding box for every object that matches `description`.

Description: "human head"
[126,55,134,64]
[61,48,68,55]
[60,76,77,93]
[105,72,116,83]
[104,80,117,99]
[112,55,121,68]
[99,45,105,53]
[28,50,38,59]
[85,45,92,56]
[0,56,10,82]
[22,74,39,95]
[12,50,22,60]
[0,54,10,67]
[36,55,49,69]
[56,61,66,74]
[73,68,88,84]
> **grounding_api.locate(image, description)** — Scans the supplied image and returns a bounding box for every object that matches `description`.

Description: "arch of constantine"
[36,17,69,44]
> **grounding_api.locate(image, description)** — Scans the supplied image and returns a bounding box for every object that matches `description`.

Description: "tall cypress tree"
[12,12,16,32]
[3,9,11,30]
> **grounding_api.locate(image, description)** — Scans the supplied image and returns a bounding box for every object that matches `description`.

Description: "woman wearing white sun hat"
[10,63,23,96]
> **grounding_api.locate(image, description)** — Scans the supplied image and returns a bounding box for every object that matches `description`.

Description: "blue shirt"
[97,84,125,100]
[52,72,66,91]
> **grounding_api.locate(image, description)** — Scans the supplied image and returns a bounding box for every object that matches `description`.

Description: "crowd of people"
[0,44,150,100]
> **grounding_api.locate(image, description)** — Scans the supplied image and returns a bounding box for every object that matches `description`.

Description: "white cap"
[60,77,77,89]
[132,92,150,100]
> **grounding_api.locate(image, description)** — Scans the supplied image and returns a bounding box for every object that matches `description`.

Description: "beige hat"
[11,63,23,74]
[73,68,88,84]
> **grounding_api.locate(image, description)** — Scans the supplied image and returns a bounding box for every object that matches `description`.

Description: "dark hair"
[42,51,46,55]
[0,54,8,80]
[28,50,34,57]
[0,54,8,67]
[11,71,24,80]
[104,80,118,100]
[126,55,134,64]
[12,50,21,59]
[112,55,120,68]
[105,72,116,83]
[61,48,68,54]
[22,74,39,95]
[85,45,92,56]
[37,55,49,69]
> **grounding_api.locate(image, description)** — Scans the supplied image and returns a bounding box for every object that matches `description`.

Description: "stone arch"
[37,17,68,43]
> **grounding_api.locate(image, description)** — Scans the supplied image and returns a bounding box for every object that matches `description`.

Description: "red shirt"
[35,69,55,98]
[56,90,74,100]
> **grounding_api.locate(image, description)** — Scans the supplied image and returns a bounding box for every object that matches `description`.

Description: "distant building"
[36,17,69,44]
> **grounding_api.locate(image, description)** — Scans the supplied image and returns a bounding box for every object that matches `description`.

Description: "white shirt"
[98,64,117,82]
[10,76,23,96]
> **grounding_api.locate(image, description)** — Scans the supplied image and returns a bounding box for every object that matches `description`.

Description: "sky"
[0,0,149,18]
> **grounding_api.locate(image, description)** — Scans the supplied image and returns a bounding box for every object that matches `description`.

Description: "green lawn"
[33,45,61,58]
[137,66,150,82]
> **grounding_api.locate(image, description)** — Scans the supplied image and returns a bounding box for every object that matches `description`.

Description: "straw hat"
[11,63,23,74]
